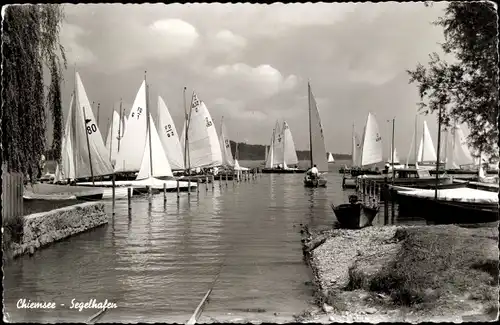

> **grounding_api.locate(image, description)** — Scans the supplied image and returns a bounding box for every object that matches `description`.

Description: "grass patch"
[360,226,498,308]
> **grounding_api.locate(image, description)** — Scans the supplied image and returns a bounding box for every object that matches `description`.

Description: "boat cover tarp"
[398,187,498,204]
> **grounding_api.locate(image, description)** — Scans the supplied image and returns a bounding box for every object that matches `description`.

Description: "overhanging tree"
[2,4,67,180]
[407,1,498,159]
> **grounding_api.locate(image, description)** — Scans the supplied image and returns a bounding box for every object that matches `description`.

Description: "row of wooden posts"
[355,177,396,224]
[111,170,260,214]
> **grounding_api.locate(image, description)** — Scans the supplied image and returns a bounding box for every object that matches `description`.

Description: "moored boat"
[395,187,498,224]
[331,195,379,229]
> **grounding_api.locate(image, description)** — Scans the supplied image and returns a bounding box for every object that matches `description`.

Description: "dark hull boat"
[262,168,306,174]
[304,177,327,188]
[341,175,357,189]
[396,189,499,224]
[331,195,379,229]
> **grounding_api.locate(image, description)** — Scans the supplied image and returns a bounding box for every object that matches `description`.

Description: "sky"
[56,2,452,158]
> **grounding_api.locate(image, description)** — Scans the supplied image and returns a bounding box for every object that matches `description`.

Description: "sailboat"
[416,120,438,170]
[303,82,328,187]
[180,92,223,172]
[360,112,384,170]
[157,96,185,171]
[81,77,195,192]
[105,109,124,166]
[51,72,132,199]
[219,116,235,169]
[262,120,305,173]
[327,152,335,163]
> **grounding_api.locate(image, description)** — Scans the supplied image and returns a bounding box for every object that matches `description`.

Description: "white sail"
[219,116,234,167]
[115,80,148,173]
[264,146,269,162]
[454,125,474,166]
[307,84,328,172]
[351,129,362,167]
[136,113,174,179]
[360,112,383,166]
[417,121,437,163]
[105,110,121,165]
[157,96,185,170]
[265,130,275,168]
[57,93,76,181]
[388,146,400,164]
[327,153,335,163]
[282,121,299,166]
[272,121,284,167]
[72,72,113,178]
[234,159,249,171]
[180,92,223,169]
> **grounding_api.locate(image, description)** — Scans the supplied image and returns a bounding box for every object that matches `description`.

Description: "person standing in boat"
[307,164,319,179]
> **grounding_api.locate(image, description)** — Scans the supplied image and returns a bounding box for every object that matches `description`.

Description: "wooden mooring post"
[111,173,116,215]
[176,180,180,200]
[391,187,396,223]
[205,176,209,191]
[163,183,167,204]
[225,173,228,187]
[197,179,200,195]
[219,174,222,189]
[127,187,132,211]
[383,177,389,225]
[362,178,366,204]
[147,186,152,207]
[188,178,191,196]
[211,175,215,191]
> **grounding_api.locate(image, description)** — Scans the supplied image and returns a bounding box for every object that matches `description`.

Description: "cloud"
[55,3,454,152]
[212,30,247,52]
[212,63,298,97]
[59,23,96,65]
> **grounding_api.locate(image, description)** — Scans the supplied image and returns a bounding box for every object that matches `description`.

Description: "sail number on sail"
[205,117,213,128]
[85,118,98,135]
[131,107,143,119]
[164,124,175,137]
[224,139,230,148]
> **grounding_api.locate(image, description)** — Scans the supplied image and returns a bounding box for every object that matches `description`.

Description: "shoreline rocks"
[300,223,499,323]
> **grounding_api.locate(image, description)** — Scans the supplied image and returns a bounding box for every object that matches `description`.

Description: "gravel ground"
[300,224,499,323]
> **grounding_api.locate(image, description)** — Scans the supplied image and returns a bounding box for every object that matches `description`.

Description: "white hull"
[77,178,196,190]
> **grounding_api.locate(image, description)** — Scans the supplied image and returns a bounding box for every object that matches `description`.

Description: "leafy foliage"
[1,4,66,179]
[407,1,499,159]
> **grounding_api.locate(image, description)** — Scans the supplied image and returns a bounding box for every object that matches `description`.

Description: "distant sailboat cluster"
[54,71,252,190]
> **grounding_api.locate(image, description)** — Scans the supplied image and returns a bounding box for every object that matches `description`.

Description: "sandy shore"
[299,223,499,323]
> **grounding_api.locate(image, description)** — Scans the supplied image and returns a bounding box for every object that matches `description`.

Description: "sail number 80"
[86,124,98,135]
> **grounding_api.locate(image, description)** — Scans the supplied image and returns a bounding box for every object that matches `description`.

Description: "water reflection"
[4,171,426,322]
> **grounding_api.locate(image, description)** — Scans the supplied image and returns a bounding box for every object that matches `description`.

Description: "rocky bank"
[300,223,499,323]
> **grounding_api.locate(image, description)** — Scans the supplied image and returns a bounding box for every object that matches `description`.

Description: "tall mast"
[308,82,313,167]
[391,118,395,184]
[351,123,355,166]
[109,104,114,162]
[97,102,101,128]
[435,105,443,200]
[283,121,287,167]
[145,71,153,178]
[414,114,418,164]
[117,98,123,152]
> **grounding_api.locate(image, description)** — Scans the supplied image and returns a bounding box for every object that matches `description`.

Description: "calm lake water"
[3,161,426,323]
